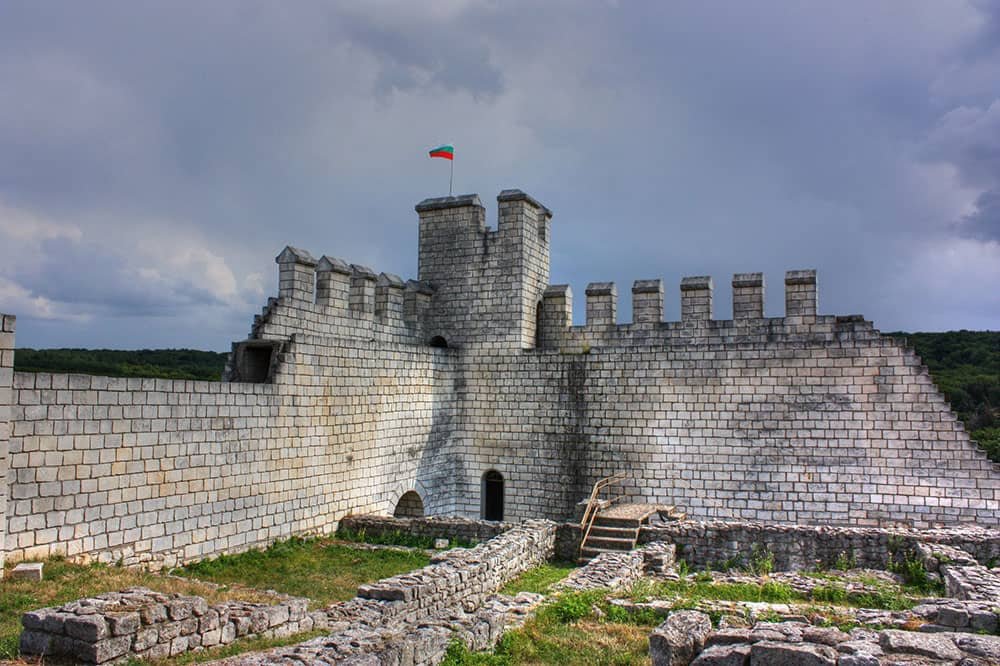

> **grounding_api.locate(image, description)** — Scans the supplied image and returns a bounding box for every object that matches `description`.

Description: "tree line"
[887,330,1000,461]
[13,348,228,381]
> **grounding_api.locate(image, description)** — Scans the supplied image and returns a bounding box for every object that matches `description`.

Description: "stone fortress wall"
[1,188,998,570]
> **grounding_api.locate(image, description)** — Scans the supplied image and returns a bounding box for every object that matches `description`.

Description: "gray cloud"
[1,1,999,348]
[958,188,1000,241]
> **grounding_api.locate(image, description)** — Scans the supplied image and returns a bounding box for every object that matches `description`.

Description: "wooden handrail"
[578,472,627,559]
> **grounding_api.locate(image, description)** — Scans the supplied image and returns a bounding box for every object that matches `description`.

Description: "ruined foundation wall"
[637,520,1000,572]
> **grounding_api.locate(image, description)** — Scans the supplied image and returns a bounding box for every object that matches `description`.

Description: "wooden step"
[592,516,643,529]
[583,536,636,551]
[588,525,636,539]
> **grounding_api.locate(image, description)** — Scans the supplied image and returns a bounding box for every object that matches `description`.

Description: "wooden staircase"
[577,476,686,563]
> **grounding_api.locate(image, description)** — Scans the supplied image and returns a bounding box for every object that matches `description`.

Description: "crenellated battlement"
[248,192,853,358]
[536,268,832,349]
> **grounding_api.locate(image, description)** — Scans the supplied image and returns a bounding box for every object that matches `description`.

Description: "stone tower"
[416,190,552,350]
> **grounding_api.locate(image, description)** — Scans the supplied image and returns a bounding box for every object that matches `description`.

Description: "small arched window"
[481,470,504,521]
[429,336,448,348]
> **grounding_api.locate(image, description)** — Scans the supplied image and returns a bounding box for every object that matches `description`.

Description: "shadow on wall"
[410,343,461,516]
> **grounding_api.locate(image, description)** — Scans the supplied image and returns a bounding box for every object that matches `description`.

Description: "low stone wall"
[20,520,557,665]
[356,519,555,622]
[20,588,315,664]
[338,514,511,544]
[218,519,558,665]
[638,520,1000,571]
[555,542,675,592]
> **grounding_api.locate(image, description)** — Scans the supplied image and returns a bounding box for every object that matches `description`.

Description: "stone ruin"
[3,188,1000,662]
[1,188,998,572]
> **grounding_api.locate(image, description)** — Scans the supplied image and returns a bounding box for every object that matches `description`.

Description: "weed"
[886,550,942,595]
[546,591,605,623]
[716,555,742,572]
[676,559,690,578]
[627,578,657,603]
[604,604,661,626]
[811,584,848,604]
[746,544,775,577]
[833,550,857,571]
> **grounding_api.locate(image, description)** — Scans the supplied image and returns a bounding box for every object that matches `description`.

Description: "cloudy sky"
[1,1,999,350]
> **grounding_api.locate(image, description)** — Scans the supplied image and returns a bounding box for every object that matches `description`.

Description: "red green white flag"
[428,144,454,160]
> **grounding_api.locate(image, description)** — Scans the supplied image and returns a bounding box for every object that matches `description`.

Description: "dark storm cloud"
[1,1,999,348]
[333,7,504,98]
[959,189,1000,241]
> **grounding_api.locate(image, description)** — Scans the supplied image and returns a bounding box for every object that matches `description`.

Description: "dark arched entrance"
[429,336,448,348]
[393,491,424,518]
[482,470,504,521]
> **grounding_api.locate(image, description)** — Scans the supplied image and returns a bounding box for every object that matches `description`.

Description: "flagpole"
[449,157,454,197]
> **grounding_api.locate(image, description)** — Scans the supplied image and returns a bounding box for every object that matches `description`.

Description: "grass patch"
[335,526,477,550]
[631,579,798,604]
[0,557,280,660]
[129,629,328,665]
[177,536,430,607]
[447,590,655,665]
[501,562,576,596]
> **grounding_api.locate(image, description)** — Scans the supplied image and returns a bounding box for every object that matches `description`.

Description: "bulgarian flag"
[429,144,454,160]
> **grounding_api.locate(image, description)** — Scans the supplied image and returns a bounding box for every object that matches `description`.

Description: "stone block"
[140,603,167,625]
[749,640,837,665]
[19,630,53,656]
[64,614,109,642]
[11,562,44,581]
[169,635,189,656]
[133,627,159,651]
[650,610,712,666]
[879,630,962,661]
[106,611,141,636]
[690,643,751,666]
[78,635,132,664]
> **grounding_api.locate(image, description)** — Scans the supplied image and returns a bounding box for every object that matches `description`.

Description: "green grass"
[630,579,797,605]
[0,557,280,660]
[127,629,328,665]
[501,562,576,595]
[445,591,655,666]
[335,526,478,550]
[177,536,431,607]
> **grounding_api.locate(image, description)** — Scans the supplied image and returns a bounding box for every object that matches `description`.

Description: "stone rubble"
[653,612,1000,666]
[212,591,543,666]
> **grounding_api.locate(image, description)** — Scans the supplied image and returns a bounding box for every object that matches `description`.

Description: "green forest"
[886,331,1000,461]
[12,331,1000,459]
[13,348,228,381]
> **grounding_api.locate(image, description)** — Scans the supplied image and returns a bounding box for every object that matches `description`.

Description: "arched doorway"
[429,336,448,348]
[393,491,424,518]
[482,470,504,521]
